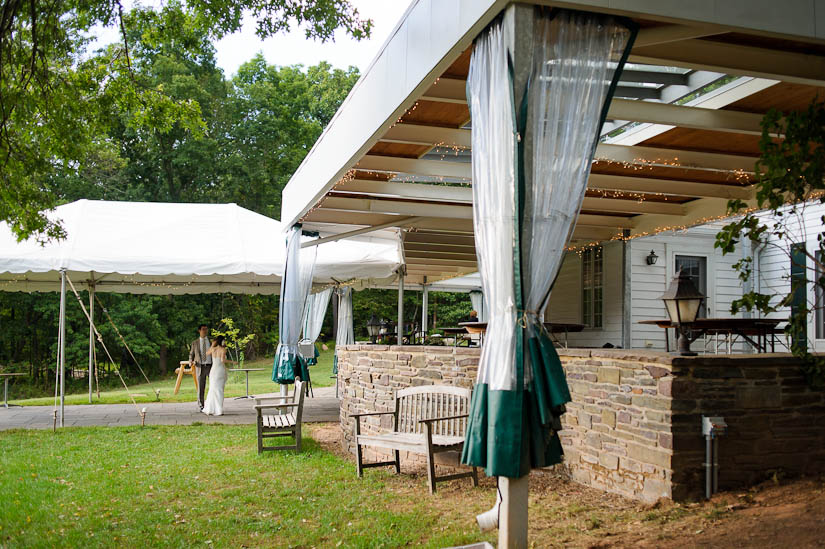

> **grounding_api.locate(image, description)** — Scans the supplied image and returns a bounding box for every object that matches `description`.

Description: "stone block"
[599,453,619,470]
[598,367,621,385]
[735,386,781,409]
[417,369,443,380]
[631,395,671,411]
[658,433,673,450]
[658,378,673,397]
[627,442,671,468]
[645,365,670,379]
[601,410,616,429]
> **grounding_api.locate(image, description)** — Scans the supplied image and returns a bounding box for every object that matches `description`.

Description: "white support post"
[88,283,95,404]
[498,475,529,549]
[422,284,429,335]
[397,266,405,346]
[58,269,67,428]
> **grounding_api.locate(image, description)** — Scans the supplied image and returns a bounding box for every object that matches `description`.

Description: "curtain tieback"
[516,309,541,328]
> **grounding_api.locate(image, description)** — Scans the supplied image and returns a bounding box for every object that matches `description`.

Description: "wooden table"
[638,318,785,353]
[439,327,471,346]
[456,322,586,348]
[229,368,265,399]
[174,361,199,395]
[1,372,26,408]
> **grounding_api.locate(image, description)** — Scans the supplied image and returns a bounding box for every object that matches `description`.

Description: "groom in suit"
[189,324,213,411]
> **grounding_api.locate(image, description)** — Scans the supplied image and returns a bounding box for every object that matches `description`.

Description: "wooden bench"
[351,385,479,494]
[254,380,305,453]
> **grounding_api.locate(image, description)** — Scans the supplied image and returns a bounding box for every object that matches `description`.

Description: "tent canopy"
[0,200,401,294]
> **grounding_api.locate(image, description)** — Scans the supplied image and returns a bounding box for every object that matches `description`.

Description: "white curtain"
[333,286,354,374]
[469,290,487,323]
[273,226,317,384]
[302,287,333,343]
[462,8,634,478]
[469,18,518,393]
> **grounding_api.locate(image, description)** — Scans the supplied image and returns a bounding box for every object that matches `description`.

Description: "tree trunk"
[159,343,168,376]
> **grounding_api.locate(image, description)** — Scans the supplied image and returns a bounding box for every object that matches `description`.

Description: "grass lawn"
[0,424,495,548]
[3,422,808,548]
[11,349,336,407]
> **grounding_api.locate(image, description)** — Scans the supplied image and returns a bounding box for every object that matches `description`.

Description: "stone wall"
[669,354,825,500]
[336,345,825,503]
[560,349,676,503]
[336,344,478,456]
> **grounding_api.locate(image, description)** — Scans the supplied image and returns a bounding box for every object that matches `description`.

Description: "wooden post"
[88,282,95,404]
[499,475,529,548]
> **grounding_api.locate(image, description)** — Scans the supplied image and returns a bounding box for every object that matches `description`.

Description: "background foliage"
[0,2,476,396]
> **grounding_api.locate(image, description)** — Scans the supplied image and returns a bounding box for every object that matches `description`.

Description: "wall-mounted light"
[646,250,659,265]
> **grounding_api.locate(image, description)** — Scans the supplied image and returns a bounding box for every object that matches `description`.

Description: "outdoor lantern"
[366,314,380,343]
[660,270,705,356]
[646,250,659,265]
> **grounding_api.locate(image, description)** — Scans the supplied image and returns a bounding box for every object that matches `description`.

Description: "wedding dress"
[202,352,227,416]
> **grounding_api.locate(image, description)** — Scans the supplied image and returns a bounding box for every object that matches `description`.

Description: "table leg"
[4,378,7,408]
[174,368,185,395]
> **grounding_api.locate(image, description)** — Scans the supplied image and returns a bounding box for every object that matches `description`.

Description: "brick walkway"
[0,386,339,430]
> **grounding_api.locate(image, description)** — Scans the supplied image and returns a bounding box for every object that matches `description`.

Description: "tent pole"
[499,475,529,548]
[397,266,405,346]
[59,269,67,428]
[88,282,95,404]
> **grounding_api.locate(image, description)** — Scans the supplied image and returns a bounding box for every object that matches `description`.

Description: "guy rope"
[65,275,145,422]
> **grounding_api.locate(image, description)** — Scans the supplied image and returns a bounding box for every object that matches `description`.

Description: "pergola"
[282,0,825,285]
[279,2,825,546]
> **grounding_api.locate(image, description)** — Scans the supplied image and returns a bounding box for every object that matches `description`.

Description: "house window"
[582,246,603,328]
[675,255,707,318]
[816,251,824,340]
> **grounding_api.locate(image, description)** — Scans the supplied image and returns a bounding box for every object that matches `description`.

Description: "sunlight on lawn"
[12,348,337,407]
[0,424,494,548]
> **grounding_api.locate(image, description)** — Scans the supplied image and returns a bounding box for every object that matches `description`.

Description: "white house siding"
[754,202,825,352]
[544,225,747,350]
[546,241,624,347]
[630,227,746,351]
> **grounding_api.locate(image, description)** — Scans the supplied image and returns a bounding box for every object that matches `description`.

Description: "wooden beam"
[320,196,472,219]
[580,197,685,216]
[405,243,475,254]
[588,173,753,200]
[357,155,471,179]
[381,123,471,148]
[595,143,756,173]
[342,174,752,202]
[607,98,767,135]
[336,179,471,203]
[629,39,825,87]
[405,250,478,262]
[406,257,478,267]
[378,126,757,172]
[629,196,759,237]
[420,78,466,104]
[633,24,721,48]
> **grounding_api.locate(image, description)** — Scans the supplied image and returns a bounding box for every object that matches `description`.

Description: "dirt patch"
[308,423,825,548]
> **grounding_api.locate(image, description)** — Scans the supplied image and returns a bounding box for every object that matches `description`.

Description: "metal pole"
[499,475,529,548]
[704,435,713,499]
[397,267,405,346]
[712,436,719,494]
[59,269,67,428]
[422,285,429,335]
[88,283,95,404]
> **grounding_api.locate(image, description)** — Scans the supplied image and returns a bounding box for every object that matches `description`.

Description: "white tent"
[0,200,401,425]
[0,200,401,293]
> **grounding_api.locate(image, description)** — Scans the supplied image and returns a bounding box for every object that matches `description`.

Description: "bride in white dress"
[202,336,229,416]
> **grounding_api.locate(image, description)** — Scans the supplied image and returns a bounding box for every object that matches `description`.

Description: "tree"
[0,0,371,241]
[715,99,825,385]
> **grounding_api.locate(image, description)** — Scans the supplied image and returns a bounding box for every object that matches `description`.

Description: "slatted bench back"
[395,385,471,437]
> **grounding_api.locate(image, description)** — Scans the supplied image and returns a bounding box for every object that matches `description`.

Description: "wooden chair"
[351,385,478,494]
[254,380,305,453]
